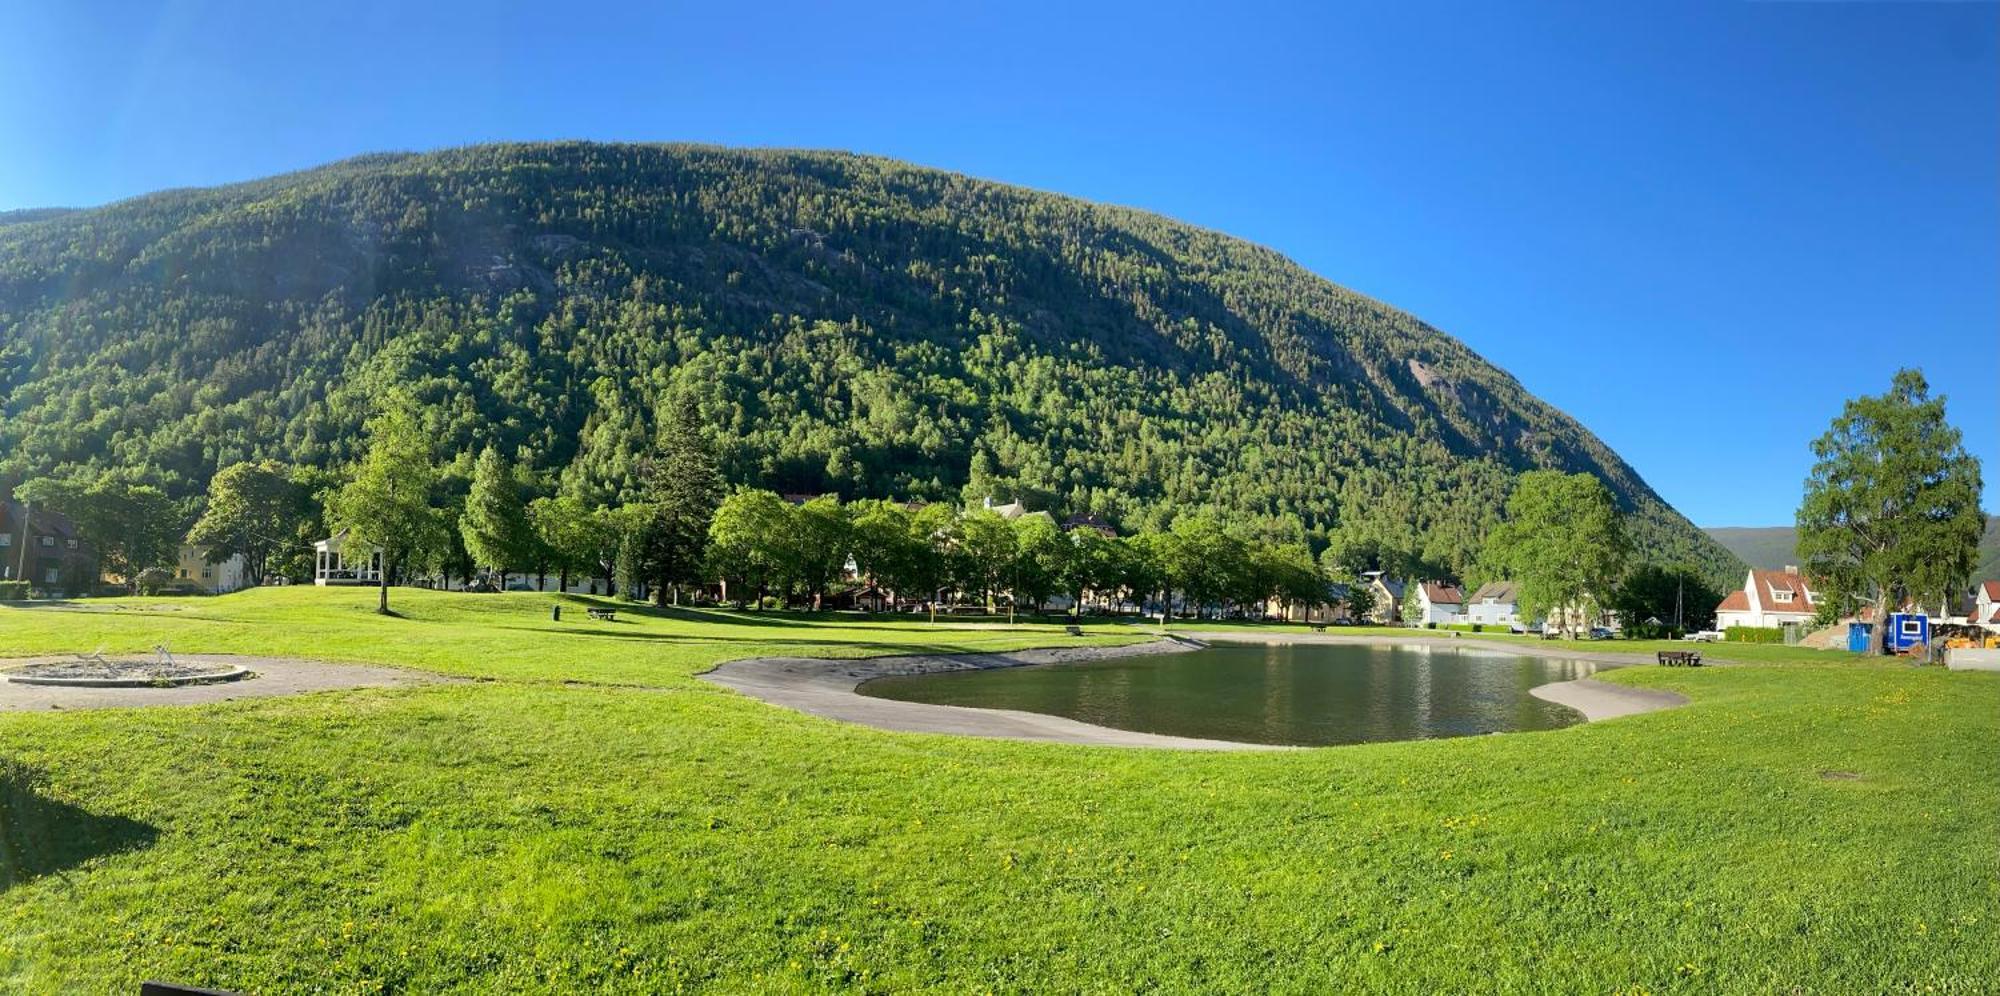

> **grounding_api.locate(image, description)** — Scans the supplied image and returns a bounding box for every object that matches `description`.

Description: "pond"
[858,641,1600,746]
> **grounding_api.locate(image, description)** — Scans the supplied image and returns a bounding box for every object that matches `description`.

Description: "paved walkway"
[0,655,450,712]
[702,631,1689,748]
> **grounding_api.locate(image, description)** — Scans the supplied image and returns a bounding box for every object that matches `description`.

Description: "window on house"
[39,536,54,547]
[0,534,10,547]
[65,539,77,550]
[43,568,58,583]
[1772,590,1792,603]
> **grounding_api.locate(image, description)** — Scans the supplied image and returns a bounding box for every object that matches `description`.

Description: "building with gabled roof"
[1411,581,1466,626]
[1465,580,1523,629]
[1714,567,1818,630]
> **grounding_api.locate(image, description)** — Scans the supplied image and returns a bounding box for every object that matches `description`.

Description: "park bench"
[1657,650,1702,667]
[1064,624,1084,636]
[1310,623,1327,633]
[586,608,617,622]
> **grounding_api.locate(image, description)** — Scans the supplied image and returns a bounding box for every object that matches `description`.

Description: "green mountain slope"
[1708,518,2000,581]
[0,142,1741,584]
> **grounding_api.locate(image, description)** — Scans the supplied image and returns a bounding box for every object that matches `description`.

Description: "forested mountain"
[1710,519,2000,581]
[0,142,1741,585]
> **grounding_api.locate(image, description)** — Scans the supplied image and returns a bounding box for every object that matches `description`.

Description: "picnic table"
[1310,623,1327,633]
[586,607,617,622]
[1064,624,1083,637]
[1657,650,1702,667]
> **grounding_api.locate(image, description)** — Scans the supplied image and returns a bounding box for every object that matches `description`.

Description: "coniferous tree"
[636,400,723,606]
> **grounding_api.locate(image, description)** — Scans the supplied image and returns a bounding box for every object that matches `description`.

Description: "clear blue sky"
[3,1,1994,526]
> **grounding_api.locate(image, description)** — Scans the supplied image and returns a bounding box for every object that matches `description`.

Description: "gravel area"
[0,655,451,711]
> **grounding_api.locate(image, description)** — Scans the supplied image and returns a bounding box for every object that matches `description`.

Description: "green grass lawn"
[2,588,1995,993]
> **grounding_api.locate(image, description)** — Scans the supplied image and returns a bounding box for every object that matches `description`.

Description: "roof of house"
[1421,582,1464,605]
[1717,569,1818,616]
[1469,580,1519,604]
[0,497,87,546]
[1061,513,1118,536]
[1373,576,1405,600]
[1752,569,1818,614]
[1982,580,2000,602]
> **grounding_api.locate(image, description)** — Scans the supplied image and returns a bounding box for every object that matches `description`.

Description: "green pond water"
[858,641,1599,746]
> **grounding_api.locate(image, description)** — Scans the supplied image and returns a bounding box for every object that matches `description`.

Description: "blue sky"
[2,0,1993,526]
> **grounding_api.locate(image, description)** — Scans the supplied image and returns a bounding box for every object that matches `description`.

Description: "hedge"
[1724,626,1785,644]
[0,580,32,600]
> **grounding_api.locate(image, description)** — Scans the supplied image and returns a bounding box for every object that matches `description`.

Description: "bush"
[0,580,32,600]
[1725,626,1785,644]
[133,566,175,596]
[1439,623,1488,633]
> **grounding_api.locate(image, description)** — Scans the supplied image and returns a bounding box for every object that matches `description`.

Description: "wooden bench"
[1064,624,1083,637]
[586,608,616,622]
[1310,624,1327,633]
[1657,650,1701,667]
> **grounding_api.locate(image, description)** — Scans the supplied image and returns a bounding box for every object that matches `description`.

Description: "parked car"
[1683,630,1724,643]
[1588,627,1614,640]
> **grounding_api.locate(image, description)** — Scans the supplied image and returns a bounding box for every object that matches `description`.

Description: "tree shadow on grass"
[1,761,157,892]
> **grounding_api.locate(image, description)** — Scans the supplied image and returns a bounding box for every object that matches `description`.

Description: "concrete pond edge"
[701,630,1691,749]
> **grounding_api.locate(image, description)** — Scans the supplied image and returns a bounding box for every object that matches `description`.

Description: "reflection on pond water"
[859,641,1598,746]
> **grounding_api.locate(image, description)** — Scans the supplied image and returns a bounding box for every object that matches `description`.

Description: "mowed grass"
[0,588,1995,993]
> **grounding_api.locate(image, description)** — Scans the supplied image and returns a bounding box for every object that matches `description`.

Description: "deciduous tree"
[329,404,446,615]
[1482,471,1629,638]
[1797,369,1985,652]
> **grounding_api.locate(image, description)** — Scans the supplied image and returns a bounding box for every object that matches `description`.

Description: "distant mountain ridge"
[1707,518,2000,582]
[0,141,1743,583]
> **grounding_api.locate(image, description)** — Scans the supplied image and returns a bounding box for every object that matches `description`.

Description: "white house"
[1465,581,1522,629]
[174,544,247,594]
[1714,567,1818,630]
[1974,581,2000,634]
[1411,582,1466,626]
[313,529,383,586]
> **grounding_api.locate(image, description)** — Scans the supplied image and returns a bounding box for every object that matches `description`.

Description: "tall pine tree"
[637,399,723,605]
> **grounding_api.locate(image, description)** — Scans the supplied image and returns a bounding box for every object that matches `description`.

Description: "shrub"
[1725,626,1784,644]
[0,580,32,600]
[133,566,176,596]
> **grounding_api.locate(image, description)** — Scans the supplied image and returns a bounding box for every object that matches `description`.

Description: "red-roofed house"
[1714,567,1818,630]
[1975,581,2000,633]
[1411,581,1466,626]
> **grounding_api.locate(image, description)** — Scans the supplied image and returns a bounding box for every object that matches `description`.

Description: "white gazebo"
[313,529,383,586]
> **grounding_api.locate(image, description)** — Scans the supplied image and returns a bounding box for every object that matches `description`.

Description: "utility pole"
[14,497,31,582]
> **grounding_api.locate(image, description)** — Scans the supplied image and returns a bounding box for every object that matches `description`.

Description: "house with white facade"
[1465,581,1523,629]
[1714,567,1818,630]
[1973,581,2000,633]
[174,544,247,594]
[313,529,383,586]
[1410,582,1466,626]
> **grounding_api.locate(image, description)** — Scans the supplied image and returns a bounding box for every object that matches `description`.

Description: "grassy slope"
[1,588,1996,994]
